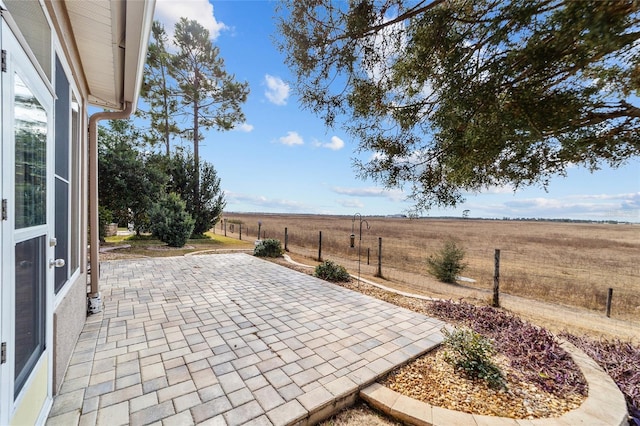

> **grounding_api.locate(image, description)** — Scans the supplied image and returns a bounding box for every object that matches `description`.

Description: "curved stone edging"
[283,254,438,301]
[184,248,253,256]
[360,340,629,426]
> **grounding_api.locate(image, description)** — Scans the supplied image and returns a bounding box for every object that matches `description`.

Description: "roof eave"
[122,0,155,113]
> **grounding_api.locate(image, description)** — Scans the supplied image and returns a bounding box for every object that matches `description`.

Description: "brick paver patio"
[46,253,444,426]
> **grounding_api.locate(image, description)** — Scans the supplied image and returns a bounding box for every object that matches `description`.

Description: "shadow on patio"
[46,253,444,426]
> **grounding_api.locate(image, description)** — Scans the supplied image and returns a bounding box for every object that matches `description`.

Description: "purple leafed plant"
[560,333,640,421]
[427,299,587,397]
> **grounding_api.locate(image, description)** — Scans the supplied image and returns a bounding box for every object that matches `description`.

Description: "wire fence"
[218,215,640,323]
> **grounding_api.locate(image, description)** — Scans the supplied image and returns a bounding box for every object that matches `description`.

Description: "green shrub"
[442,326,506,389]
[314,260,351,282]
[254,238,284,257]
[149,193,195,247]
[427,239,467,283]
[98,206,113,243]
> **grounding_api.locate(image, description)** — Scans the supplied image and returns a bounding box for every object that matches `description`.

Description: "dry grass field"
[221,213,639,322]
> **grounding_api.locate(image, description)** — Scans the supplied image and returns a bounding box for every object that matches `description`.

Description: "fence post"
[493,249,500,308]
[375,237,382,277]
[284,227,289,251]
[224,219,227,237]
[318,231,322,261]
[367,248,370,265]
[606,288,613,317]
[239,224,242,240]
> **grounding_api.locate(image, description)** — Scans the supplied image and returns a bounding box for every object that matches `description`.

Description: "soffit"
[54,0,154,111]
[64,0,123,109]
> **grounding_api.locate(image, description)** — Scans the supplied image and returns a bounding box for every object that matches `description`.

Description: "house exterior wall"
[1,0,89,422]
[1,0,151,422]
[52,273,87,392]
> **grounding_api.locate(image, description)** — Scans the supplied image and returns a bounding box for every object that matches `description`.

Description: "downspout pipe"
[88,102,133,302]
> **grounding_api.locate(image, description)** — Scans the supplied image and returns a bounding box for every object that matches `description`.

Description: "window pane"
[15,73,47,229]
[70,98,80,273]
[55,178,69,293]
[55,57,69,180]
[14,236,46,397]
[55,56,71,291]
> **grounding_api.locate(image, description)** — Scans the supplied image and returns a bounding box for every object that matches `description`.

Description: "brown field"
[221,213,640,323]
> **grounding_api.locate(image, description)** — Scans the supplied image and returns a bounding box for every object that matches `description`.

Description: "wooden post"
[375,237,382,277]
[224,219,227,237]
[493,249,500,308]
[284,227,289,252]
[606,288,613,318]
[318,231,322,261]
[367,248,370,265]
[239,224,242,240]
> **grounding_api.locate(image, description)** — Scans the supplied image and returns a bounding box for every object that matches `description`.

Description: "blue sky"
[148,0,640,222]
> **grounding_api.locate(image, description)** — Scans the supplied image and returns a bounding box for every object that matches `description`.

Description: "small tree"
[427,239,467,283]
[167,149,225,236]
[149,193,195,247]
[442,326,505,389]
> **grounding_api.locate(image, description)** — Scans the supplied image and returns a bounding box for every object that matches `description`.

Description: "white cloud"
[337,199,364,209]
[279,131,303,146]
[332,186,406,202]
[234,123,254,132]
[224,191,310,212]
[314,136,345,151]
[264,75,290,106]
[465,192,640,221]
[154,0,227,43]
[481,184,516,195]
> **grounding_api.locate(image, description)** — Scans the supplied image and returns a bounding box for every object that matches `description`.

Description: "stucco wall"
[53,273,87,393]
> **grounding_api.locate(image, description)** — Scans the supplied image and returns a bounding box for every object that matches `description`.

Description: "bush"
[149,193,195,247]
[254,239,284,258]
[442,326,506,389]
[314,260,351,282]
[98,206,113,243]
[427,239,467,283]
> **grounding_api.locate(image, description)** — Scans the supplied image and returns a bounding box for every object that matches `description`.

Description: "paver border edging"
[360,339,629,426]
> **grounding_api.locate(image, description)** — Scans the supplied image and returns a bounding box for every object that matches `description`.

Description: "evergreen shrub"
[427,239,467,283]
[149,193,195,247]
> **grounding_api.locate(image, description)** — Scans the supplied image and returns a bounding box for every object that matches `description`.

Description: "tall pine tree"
[171,18,249,231]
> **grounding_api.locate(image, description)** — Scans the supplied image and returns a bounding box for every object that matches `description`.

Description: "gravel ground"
[380,348,584,419]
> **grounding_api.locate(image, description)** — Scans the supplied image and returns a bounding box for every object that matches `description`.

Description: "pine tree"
[276,0,640,211]
[139,22,180,156]
[171,18,249,226]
